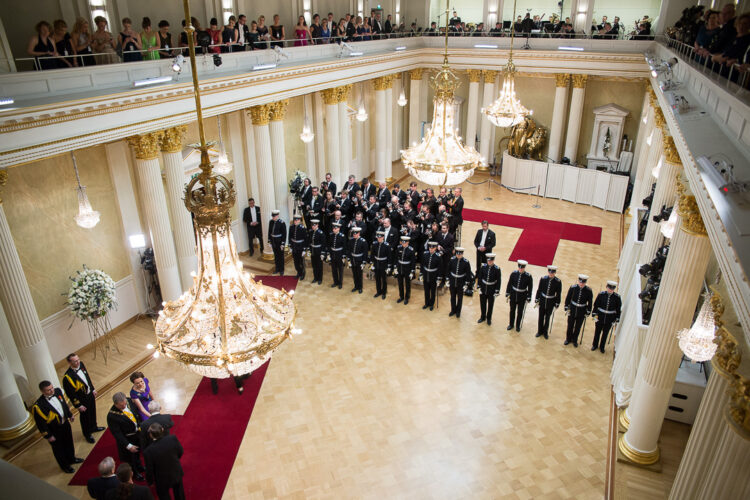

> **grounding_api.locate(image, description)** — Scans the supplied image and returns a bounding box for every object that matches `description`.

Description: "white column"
[241,110,260,203]
[620,193,711,466]
[322,89,341,186]
[408,69,423,148]
[548,74,571,163]
[0,300,33,441]
[355,84,367,180]
[337,85,352,181]
[373,76,389,183]
[269,99,290,223]
[227,111,250,253]
[629,105,655,214]
[0,200,59,394]
[385,84,394,181]
[303,94,316,179]
[640,144,679,263]
[479,70,498,164]
[249,105,276,258]
[160,127,197,291]
[128,133,182,302]
[563,75,587,164]
[638,115,665,209]
[465,70,482,149]
[393,75,405,164]
[313,91,327,183]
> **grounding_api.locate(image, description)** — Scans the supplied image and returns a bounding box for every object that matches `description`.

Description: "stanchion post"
[532,184,541,209]
[484,173,493,201]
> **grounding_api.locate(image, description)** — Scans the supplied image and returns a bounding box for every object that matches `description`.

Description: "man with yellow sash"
[32,380,83,473]
[62,352,105,443]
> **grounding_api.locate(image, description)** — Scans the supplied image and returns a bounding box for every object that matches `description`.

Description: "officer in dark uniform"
[370,231,391,299]
[268,210,287,275]
[564,274,593,347]
[534,265,562,339]
[477,253,501,325]
[107,392,145,481]
[506,259,533,332]
[436,223,455,286]
[348,226,368,293]
[62,353,105,443]
[306,186,323,228]
[395,236,415,304]
[591,281,622,353]
[447,247,472,318]
[328,222,346,288]
[308,219,326,285]
[288,214,308,280]
[421,241,440,310]
[32,380,82,473]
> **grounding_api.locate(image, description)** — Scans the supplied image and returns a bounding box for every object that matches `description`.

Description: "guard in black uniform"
[32,380,81,473]
[268,210,286,275]
[370,231,391,299]
[308,219,326,284]
[348,227,368,293]
[395,236,415,304]
[62,353,105,443]
[591,281,622,353]
[288,214,308,280]
[421,241,440,310]
[534,265,562,339]
[506,259,533,332]
[477,253,501,325]
[564,274,593,347]
[447,247,472,318]
[328,223,346,288]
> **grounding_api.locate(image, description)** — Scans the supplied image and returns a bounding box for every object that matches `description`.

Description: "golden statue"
[506,116,547,161]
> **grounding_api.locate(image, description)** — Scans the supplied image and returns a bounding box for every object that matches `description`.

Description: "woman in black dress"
[157,20,174,58]
[222,15,239,52]
[248,20,261,50]
[270,14,285,48]
[27,21,60,70]
[52,19,76,68]
[257,15,270,49]
[119,17,142,62]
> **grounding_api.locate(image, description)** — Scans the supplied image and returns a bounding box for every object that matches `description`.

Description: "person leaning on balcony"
[141,17,160,61]
[708,3,737,56]
[256,15,270,48]
[119,18,142,62]
[91,16,118,64]
[222,15,240,53]
[694,10,721,60]
[157,20,174,58]
[71,17,96,67]
[52,19,77,68]
[712,13,750,79]
[206,18,222,54]
[27,21,61,70]
[270,14,285,48]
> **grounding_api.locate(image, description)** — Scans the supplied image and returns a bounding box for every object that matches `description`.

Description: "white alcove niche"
[586,103,629,170]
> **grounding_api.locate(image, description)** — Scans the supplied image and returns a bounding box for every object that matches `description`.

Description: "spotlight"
[171,54,184,73]
[252,63,276,71]
[213,53,222,67]
[273,45,290,59]
[133,76,174,87]
[0,97,14,106]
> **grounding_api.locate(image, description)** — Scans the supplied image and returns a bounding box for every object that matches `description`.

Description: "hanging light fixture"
[300,115,314,143]
[652,157,663,178]
[400,5,484,187]
[397,89,408,107]
[481,0,532,128]
[677,293,718,362]
[660,209,678,239]
[153,0,298,379]
[71,152,100,229]
[356,83,368,122]
[214,116,233,175]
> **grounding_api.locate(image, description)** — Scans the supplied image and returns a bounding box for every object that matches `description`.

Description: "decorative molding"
[409,68,424,80]
[373,76,394,91]
[320,88,338,105]
[0,168,6,204]
[728,372,750,439]
[663,135,682,165]
[467,69,482,83]
[268,99,290,121]
[676,189,707,236]
[248,104,271,125]
[335,84,352,103]
[571,74,588,88]
[160,125,187,153]
[127,131,164,160]
[554,73,570,87]
[653,107,665,129]
[482,70,498,83]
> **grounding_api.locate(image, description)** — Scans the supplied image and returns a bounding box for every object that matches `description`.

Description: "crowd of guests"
[31,353,184,500]
[667,3,750,82]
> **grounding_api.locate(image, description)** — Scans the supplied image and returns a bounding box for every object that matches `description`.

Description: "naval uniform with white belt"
[564,274,593,347]
[506,259,533,332]
[395,236,416,304]
[348,227,368,293]
[328,223,346,288]
[477,253,501,325]
[421,241,441,310]
[288,214,308,280]
[370,231,391,299]
[591,281,622,353]
[268,210,287,275]
[447,247,472,318]
[534,265,562,339]
[308,219,327,284]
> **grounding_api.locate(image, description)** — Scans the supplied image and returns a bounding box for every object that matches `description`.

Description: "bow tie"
[47,396,55,400]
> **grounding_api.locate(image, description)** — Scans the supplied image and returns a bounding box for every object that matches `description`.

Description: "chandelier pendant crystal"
[397,89,408,107]
[300,116,314,143]
[481,0,532,128]
[213,115,233,175]
[153,0,298,379]
[400,7,484,186]
[677,292,718,362]
[71,152,100,229]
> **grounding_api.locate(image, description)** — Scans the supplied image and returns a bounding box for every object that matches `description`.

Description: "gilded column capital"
[248,104,271,125]
[336,84,353,103]
[555,73,571,87]
[0,168,7,204]
[653,107,666,129]
[482,70,498,83]
[373,76,394,91]
[571,74,588,88]
[467,69,482,83]
[663,136,682,165]
[268,99,290,121]
[409,68,424,81]
[647,86,657,104]
[728,374,750,438]
[321,88,338,105]
[128,131,164,160]
[676,192,707,236]
[160,125,187,153]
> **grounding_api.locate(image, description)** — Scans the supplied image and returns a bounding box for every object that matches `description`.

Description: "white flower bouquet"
[67,266,117,322]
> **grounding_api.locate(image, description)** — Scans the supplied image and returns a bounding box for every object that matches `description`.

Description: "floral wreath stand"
[86,313,121,364]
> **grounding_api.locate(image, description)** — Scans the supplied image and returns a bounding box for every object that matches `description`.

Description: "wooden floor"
[7,172,689,499]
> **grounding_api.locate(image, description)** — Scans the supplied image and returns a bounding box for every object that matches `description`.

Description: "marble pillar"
[248,105,276,258]
[465,69,482,150]
[160,126,197,291]
[0,175,59,395]
[385,83,394,181]
[303,94,316,179]
[620,190,711,465]
[640,136,680,262]
[128,132,182,301]
[321,88,341,186]
[479,70,498,164]
[563,74,587,164]
[337,85,353,180]
[0,300,33,441]
[269,99,291,223]
[313,91,327,183]
[408,69,423,148]
[241,110,260,203]
[548,74,570,163]
[226,111,250,253]
[392,74,405,165]
[373,76,391,183]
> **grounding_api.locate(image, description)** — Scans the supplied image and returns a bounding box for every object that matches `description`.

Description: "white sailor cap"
[455,247,465,253]
[486,253,496,259]
[428,241,438,247]
[376,231,385,237]
[332,222,342,228]
[401,236,410,241]
[607,281,618,288]
[578,274,589,281]
[293,214,302,220]
[547,265,557,272]
[351,227,362,232]
[310,219,320,224]
[271,210,280,215]
[518,259,528,267]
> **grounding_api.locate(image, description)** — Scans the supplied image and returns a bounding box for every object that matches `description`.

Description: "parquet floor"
[11,172,679,499]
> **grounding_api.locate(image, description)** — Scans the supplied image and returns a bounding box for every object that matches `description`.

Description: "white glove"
[393,268,399,276]
[348,261,352,268]
[326,254,331,262]
[409,272,414,280]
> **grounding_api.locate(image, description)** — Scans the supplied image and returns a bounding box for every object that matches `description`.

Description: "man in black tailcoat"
[32,380,82,473]
[62,352,105,443]
[535,265,562,339]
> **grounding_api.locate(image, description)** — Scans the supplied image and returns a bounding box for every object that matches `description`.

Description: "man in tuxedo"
[377,182,391,204]
[143,423,185,500]
[449,187,464,234]
[237,14,250,50]
[32,380,82,473]
[371,12,382,38]
[361,177,376,200]
[473,221,496,270]
[384,14,393,35]
[268,210,287,275]
[243,198,262,256]
[344,175,359,198]
[307,186,323,227]
[63,352,105,443]
[105,464,153,500]
[299,178,313,209]
[107,392,144,481]
[88,457,118,500]
[322,172,337,199]
[407,181,421,209]
[139,401,174,450]
[391,183,407,204]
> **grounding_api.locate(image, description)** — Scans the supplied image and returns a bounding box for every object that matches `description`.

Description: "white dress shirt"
[75,368,90,392]
[47,394,64,416]
[480,230,488,247]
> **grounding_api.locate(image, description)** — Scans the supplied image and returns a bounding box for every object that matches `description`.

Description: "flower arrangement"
[602,127,612,157]
[67,266,117,322]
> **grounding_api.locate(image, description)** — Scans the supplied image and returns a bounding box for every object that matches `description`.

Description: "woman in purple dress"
[129,371,154,421]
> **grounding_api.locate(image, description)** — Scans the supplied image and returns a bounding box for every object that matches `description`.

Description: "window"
[89,0,110,28]
[222,0,236,25]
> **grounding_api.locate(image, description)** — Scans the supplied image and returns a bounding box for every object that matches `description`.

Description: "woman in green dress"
[140,17,160,60]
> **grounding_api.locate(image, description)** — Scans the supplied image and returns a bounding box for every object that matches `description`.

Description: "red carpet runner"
[70,276,298,499]
[462,207,602,267]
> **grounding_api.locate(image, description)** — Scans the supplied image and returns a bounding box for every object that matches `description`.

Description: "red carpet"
[463,207,602,267]
[70,276,297,499]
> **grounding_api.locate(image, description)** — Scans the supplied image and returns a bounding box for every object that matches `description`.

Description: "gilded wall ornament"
[0,168,7,204]
[482,70,498,83]
[160,125,187,153]
[663,135,682,165]
[128,131,164,160]
[676,193,707,236]
[728,374,750,437]
[336,84,353,103]
[248,104,271,125]
[571,74,588,88]
[320,88,338,105]
[409,68,424,81]
[653,107,666,129]
[467,69,482,83]
[373,76,394,91]
[268,99,290,121]
[554,73,571,87]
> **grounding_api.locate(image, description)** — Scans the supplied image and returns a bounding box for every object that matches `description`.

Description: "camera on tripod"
[140,247,157,274]
[652,205,672,223]
[639,244,669,278]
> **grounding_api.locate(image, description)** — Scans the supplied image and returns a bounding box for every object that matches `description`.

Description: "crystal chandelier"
[214,115,233,175]
[400,7,484,187]
[481,0,532,128]
[300,116,314,143]
[152,0,298,378]
[677,293,717,362]
[397,89,408,107]
[356,83,368,122]
[660,209,677,239]
[71,152,100,229]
